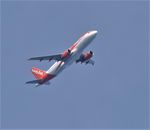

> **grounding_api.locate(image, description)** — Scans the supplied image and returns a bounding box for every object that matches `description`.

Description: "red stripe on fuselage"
[69,32,88,51]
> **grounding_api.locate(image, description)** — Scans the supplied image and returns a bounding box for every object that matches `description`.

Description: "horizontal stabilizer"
[26,79,42,84]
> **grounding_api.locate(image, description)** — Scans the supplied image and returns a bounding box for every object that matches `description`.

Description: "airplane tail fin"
[31,67,47,79]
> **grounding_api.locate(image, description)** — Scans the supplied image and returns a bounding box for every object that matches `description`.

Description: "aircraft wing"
[28,54,62,61]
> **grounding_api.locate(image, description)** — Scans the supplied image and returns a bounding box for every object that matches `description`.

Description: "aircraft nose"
[90,30,98,36]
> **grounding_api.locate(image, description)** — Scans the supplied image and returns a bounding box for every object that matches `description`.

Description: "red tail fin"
[31,67,48,79]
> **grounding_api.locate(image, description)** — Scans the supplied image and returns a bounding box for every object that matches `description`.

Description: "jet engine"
[61,49,71,58]
[76,51,93,63]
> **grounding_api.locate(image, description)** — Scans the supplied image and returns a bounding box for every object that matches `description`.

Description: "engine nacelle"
[61,49,71,58]
[83,51,93,60]
[76,51,93,63]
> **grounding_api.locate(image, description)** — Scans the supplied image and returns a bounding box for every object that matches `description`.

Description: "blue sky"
[1,1,149,129]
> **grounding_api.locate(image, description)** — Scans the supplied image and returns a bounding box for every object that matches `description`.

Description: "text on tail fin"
[32,67,48,79]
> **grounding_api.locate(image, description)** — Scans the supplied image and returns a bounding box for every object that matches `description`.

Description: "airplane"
[26,30,98,87]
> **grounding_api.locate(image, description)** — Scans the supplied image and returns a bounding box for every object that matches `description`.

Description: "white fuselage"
[46,30,98,77]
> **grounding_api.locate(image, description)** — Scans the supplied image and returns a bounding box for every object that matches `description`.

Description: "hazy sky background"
[1,1,149,129]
